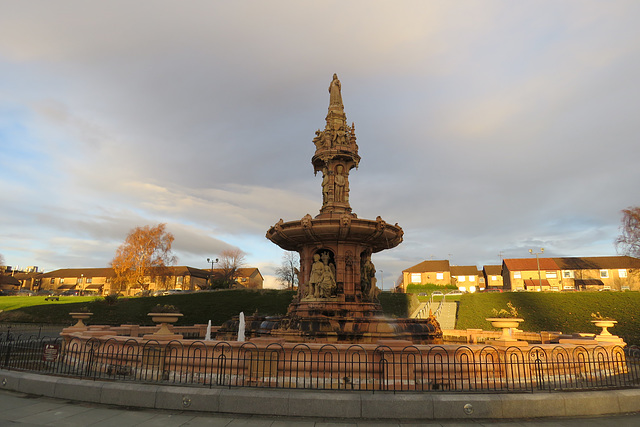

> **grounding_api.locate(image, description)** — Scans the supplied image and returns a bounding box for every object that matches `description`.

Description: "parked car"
[484,288,503,293]
[447,290,463,296]
[36,290,55,296]
[61,290,79,296]
[17,289,35,296]
[163,289,183,295]
[431,291,444,297]
[0,289,17,296]
[152,289,167,296]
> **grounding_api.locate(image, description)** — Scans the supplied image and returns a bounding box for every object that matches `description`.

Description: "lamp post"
[380,270,384,291]
[529,248,544,292]
[207,257,218,287]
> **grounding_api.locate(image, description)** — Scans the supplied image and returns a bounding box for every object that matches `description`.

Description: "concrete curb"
[1,370,639,420]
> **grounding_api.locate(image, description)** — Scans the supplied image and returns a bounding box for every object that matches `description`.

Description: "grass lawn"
[0,296,97,311]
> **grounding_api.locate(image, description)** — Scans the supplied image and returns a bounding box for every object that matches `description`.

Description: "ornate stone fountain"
[260,74,441,343]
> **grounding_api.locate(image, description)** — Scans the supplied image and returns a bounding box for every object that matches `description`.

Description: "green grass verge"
[0,290,296,326]
[456,291,640,346]
[0,290,412,326]
[0,296,97,311]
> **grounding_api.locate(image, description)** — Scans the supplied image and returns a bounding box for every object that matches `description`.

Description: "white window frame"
[619,269,627,278]
[491,275,498,281]
[563,270,574,279]
[436,272,444,280]
[458,275,466,282]
[513,271,521,279]
[469,276,476,282]
[546,271,557,279]
[410,273,421,283]
[600,269,609,279]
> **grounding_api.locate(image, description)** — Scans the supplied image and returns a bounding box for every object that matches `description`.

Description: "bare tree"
[616,207,640,258]
[213,248,246,288]
[275,251,299,290]
[111,223,177,293]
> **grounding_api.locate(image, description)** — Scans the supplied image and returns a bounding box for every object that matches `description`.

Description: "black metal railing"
[1,336,638,392]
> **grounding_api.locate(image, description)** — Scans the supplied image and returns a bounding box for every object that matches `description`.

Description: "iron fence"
[1,335,639,392]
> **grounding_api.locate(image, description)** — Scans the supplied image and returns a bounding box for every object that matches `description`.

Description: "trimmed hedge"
[456,292,640,346]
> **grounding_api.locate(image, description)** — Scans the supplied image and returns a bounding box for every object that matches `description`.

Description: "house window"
[600,270,609,278]
[619,269,627,278]
[76,277,83,284]
[563,270,574,278]
[86,278,92,284]
[59,278,64,284]
[50,278,55,285]
[436,272,444,280]
[410,273,421,283]
[458,276,466,282]
[546,271,557,279]
[469,276,475,282]
[491,275,497,281]
[177,276,184,285]
[513,272,521,279]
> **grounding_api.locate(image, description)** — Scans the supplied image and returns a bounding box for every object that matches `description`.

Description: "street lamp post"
[529,248,544,292]
[207,257,218,287]
[380,270,384,291]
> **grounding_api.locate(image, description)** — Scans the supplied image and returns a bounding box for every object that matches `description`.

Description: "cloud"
[2,1,640,282]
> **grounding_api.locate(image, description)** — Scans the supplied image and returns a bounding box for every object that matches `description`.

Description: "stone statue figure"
[333,165,349,202]
[319,263,336,298]
[360,251,376,301]
[308,253,324,298]
[329,73,342,107]
[321,167,330,205]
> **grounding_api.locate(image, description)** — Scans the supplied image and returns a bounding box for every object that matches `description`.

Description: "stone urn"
[148,312,183,336]
[591,319,617,337]
[69,312,92,329]
[486,318,524,342]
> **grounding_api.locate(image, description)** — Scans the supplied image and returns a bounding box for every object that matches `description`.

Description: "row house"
[450,265,482,293]
[402,260,452,290]
[40,266,211,295]
[483,265,504,290]
[401,260,482,292]
[501,256,640,291]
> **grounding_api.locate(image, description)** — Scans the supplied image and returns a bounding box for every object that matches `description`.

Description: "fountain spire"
[312,74,360,217]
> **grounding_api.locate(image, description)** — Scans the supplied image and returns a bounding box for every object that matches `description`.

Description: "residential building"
[401,260,451,292]
[502,256,640,291]
[502,258,562,291]
[40,266,211,295]
[553,256,640,291]
[450,265,481,292]
[209,267,264,289]
[483,265,504,290]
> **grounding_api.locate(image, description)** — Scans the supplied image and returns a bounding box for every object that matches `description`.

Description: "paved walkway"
[1,389,639,427]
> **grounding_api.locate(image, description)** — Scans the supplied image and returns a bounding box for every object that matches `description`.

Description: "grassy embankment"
[1,290,638,345]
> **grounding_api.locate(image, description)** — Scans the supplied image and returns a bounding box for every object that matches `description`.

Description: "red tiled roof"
[483,265,502,275]
[503,258,559,271]
[553,256,640,270]
[403,260,450,273]
[450,265,480,276]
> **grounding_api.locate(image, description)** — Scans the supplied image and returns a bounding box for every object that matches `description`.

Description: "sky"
[1,1,640,289]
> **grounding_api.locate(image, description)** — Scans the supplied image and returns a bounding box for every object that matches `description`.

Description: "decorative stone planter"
[147,312,183,337]
[69,312,93,329]
[591,319,617,337]
[486,318,525,343]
